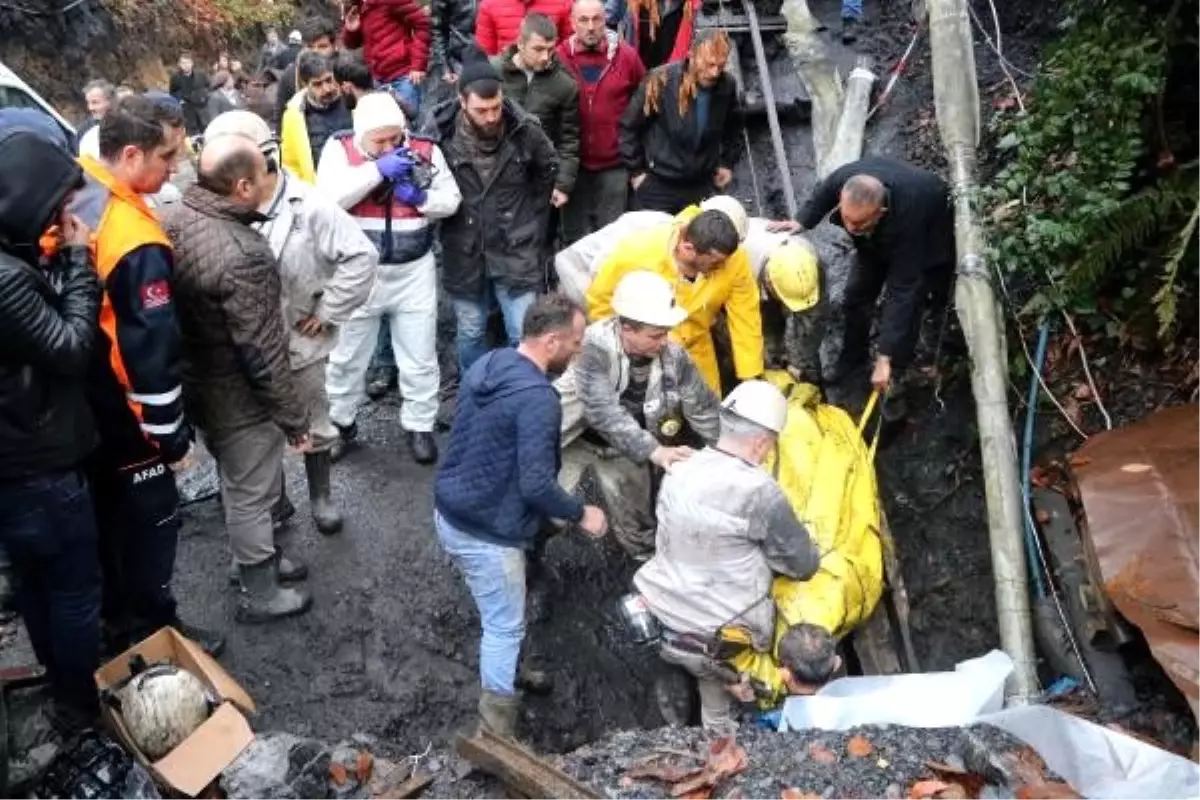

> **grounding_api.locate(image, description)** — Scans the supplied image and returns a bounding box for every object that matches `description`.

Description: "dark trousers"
[560,167,630,244]
[840,256,955,371]
[632,173,711,214]
[88,454,181,645]
[0,468,101,712]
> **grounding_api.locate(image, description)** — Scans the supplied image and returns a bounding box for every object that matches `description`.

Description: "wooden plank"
[455,730,600,800]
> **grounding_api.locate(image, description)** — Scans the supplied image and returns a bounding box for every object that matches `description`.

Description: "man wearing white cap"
[204,110,378,536]
[317,92,462,465]
[633,378,819,731]
[555,270,720,558]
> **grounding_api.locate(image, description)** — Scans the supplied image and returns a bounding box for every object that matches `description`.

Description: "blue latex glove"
[375,150,415,182]
[394,180,427,208]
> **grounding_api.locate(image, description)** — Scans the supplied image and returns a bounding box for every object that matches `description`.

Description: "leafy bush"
[981,0,1198,345]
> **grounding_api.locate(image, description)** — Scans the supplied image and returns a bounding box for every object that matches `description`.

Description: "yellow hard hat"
[766,240,820,312]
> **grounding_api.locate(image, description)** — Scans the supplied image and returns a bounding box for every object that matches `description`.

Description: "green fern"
[1152,200,1200,339]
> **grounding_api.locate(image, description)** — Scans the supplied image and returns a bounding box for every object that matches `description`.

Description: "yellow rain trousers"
[585,222,764,395]
[722,372,885,708]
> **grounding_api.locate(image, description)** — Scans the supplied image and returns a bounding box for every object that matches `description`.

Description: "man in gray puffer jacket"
[556,271,719,558]
[164,135,313,624]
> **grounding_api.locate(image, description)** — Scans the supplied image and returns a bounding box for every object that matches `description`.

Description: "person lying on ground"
[555,270,720,559]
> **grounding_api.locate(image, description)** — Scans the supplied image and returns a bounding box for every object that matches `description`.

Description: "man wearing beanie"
[317,92,462,465]
[417,53,559,372]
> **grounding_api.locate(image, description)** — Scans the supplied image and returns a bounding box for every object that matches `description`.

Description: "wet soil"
[168,0,1061,764]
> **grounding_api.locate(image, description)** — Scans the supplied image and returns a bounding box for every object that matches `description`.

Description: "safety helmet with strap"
[722,379,788,434]
[611,270,690,329]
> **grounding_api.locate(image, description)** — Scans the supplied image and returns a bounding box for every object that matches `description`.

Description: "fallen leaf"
[935,782,969,799]
[999,747,1048,787]
[357,750,374,783]
[1029,465,1051,487]
[1035,508,1051,524]
[781,790,821,799]
[908,780,951,799]
[626,761,704,784]
[1072,383,1093,401]
[847,735,874,758]
[330,762,348,786]
[1063,396,1083,427]
[923,761,987,798]
[1015,781,1081,799]
[808,743,838,765]
[1066,453,1091,469]
[677,789,713,800]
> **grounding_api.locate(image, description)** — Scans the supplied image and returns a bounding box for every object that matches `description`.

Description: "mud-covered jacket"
[495,45,580,194]
[619,58,742,184]
[255,171,379,371]
[743,219,825,382]
[431,0,477,69]
[163,185,309,439]
[797,156,954,368]
[0,128,99,479]
[72,156,193,467]
[556,317,719,459]
[634,446,820,649]
[417,97,558,297]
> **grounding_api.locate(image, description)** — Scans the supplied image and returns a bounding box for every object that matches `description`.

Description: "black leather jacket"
[0,130,100,479]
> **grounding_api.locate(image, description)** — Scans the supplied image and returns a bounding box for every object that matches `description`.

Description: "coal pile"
[556,724,1074,799]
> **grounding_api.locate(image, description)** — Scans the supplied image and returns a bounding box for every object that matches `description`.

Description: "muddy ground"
[162,0,1039,761]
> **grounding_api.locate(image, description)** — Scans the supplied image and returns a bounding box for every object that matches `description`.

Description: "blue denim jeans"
[435,510,525,695]
[379,77,422,117]
[842,0,862,19]
[0,468,101,712]
[451,282,537,373]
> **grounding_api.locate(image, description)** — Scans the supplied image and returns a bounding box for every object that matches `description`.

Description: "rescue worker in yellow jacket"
[280,51,354,184]
[586,208,763,395]
[719,371,885,707]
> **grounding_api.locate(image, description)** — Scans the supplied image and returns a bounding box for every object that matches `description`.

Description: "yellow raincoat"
[280,92,317,184]
[722,371,885,707]
[585,221,764,395]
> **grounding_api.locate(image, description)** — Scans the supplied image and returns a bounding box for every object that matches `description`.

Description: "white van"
[0,59,77,138]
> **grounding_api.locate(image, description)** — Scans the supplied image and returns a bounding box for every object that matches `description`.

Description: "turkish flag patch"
[140,279,172,310]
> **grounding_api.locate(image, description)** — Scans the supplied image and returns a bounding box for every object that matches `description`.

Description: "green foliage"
[981,0,1197,344]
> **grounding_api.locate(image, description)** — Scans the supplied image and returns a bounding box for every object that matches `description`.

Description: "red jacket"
[342,0,432,83]
[474,0,572,56]
[557,32,646,172]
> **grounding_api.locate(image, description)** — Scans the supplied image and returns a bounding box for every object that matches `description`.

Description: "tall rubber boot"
[236,552,312,624]
[477,689,520,738]
[304,451,343,534]
[228,546,308,585]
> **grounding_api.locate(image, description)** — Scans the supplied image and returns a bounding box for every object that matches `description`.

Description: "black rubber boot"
[408,431,438,465]
[329,421,358,463]
[365,366,398,401]
[272,488,296,531]
[304,451,343,534]
[235,552,312,624]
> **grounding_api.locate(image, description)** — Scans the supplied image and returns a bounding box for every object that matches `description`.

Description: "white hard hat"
[288,29,303,43]
[120,665,213,759]
[701,195,748,241]
[721,379,788,434]
[611,271,689,329]
[204,110,277,158]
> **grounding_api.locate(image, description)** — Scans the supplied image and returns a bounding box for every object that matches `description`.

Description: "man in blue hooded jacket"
[435,292,607,737]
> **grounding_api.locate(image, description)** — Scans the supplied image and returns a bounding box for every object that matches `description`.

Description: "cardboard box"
[94,627,256,797]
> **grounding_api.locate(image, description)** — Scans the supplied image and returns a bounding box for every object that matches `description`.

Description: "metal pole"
[927,0,1039,703]
[743,0,799,218]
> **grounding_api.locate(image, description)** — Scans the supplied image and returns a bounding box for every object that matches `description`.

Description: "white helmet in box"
[120,665,213,760]
[611,271,689,329]
[721,379,788,434]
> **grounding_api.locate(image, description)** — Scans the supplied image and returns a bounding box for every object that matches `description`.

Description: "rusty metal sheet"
[1072,404,1199,717]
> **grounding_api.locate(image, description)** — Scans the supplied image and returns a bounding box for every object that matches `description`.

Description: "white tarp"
[779,650,1200,799]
